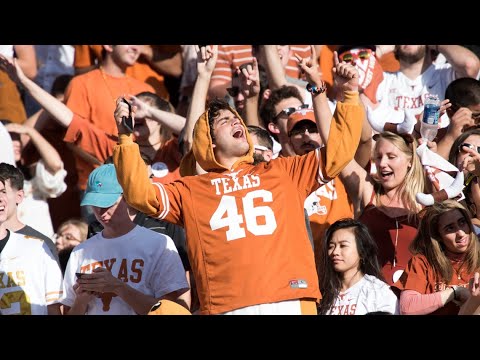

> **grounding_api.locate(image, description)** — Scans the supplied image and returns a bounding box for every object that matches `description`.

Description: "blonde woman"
[340,132,425,285]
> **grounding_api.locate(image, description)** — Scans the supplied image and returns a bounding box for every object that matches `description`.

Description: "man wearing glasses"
[260,86,309,157]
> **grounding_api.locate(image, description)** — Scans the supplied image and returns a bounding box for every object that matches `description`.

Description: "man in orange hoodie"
[112,45,365,315]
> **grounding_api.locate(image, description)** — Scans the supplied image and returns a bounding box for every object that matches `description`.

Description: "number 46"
[210,190,277,241]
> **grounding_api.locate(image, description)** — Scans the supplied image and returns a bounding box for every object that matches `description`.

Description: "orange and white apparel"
[65,68,154,137]
[392,254,471,315]
[61,225,189,315]
[114,92,364,315]
[305,176,353,272]
[0,231,63,315]
[326,274,399,315]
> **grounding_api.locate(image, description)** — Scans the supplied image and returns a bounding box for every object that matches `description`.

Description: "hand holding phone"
[121,98,134,133]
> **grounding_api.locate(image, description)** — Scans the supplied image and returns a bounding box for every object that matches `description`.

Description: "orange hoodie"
[113,93,364,314]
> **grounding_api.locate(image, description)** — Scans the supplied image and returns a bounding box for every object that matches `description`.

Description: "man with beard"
[363,45,479,141]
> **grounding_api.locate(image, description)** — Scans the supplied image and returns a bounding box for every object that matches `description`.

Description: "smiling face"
[109,45,141,66]
[328,227,361,276]
[437,209,471,254]
[0,179,23,223]
[211,109,250,162]
[374,138,411,191]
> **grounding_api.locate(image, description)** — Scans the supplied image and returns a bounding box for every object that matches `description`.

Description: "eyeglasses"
[54,233,81,243]
[274,104,309,122]
[289,124,319,137]
[458,142,480,154]
[226,87,240,97]
[339,49,372,63]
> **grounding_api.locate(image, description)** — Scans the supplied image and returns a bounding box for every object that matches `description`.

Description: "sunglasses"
[459,142,480,153]
[226,87,240,97]
[289,124,319,137]
[339,49,372,63]
[274,104,309,121]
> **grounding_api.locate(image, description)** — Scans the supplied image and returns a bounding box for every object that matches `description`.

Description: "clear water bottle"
[420,94,441,141]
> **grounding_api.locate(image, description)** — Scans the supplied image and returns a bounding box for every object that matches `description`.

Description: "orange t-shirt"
[65,68,154,137]
[73,45,178,100]
[63,114,117,190]
[392,254,472,315]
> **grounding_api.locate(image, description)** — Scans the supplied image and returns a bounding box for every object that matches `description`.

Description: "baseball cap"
[287,108,316,135]
[80,164,123,208]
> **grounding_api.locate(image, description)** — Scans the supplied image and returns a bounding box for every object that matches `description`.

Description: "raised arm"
[0,55,73,129]
[5,122,63,174]
[434,45,480,79]
[237,58,261,126]
[312,51,365,180]
[129,95,186,135]
[295,45,331,145]
[181,45,218,154]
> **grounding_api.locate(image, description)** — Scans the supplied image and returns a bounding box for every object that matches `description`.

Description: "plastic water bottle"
[420,94,441,141]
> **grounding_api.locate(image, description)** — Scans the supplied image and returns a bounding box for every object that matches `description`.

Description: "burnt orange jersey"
[124,147,327,314]
[114,92,365,314]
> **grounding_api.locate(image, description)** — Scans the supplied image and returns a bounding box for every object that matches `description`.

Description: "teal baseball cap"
[81,164,123,208]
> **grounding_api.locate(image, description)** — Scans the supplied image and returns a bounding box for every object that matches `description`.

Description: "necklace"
[99,66,131,104]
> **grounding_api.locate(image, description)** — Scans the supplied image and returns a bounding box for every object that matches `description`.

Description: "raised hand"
[0,54,25,85]
[459,144,480,177]
[236,57,260,98]
[294,45,322,87]
[333,51,359,92]
[114,96,136,135]
[195,45,218,77]
[129,95,151,119]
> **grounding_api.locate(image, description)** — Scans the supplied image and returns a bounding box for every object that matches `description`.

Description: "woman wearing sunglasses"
[392,200,480,315]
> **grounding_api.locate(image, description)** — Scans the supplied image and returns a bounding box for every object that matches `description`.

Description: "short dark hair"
[247,125,273,150]
[0,163,24,190]
[207,98,233,142]
[260,85,303,129]
[445,77,480,108]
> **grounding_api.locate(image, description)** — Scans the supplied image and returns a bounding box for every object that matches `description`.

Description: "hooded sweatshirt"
[113,92,364,314]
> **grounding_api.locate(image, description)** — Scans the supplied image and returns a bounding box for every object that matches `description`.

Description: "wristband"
[306,81,327,96]
[449,286,458,301]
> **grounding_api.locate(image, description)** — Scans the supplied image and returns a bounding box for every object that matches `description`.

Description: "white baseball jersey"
[0,231,63,315]
[326,274,399,315]
[374,63,457,128]
[61,225,189,315]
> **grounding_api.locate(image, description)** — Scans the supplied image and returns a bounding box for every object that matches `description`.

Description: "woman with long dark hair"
[318,218,398,315]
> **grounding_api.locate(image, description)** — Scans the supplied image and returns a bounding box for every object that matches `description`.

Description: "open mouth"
[379,171,393,181]
[232,127,245,139]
